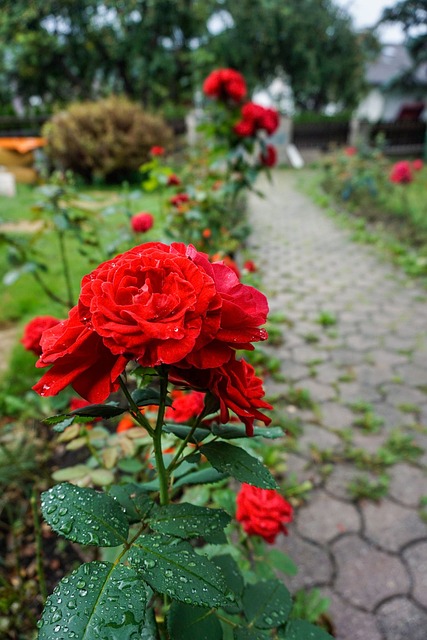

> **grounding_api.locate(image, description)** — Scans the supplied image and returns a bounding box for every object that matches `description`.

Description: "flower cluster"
[170,193,190,207]
[236,484,294,543]
[234,102,279,138]
[131,212,154,233]
[203,68,247,103]
[34,242,271,434]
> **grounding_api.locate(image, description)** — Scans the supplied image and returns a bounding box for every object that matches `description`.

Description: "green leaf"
[212,555,244,600]
[148,503,231,542]
[242,580,292,629]
[70,403,125,419]
[164,423,211,442]
[200,442,277,489]
[51,465,90,482]
[108,484,155,524]
[38,561,147,639]
[173,467,228,488]
[212,425,284,440]
[131,387,172,407]
[128,533,231,608]
[167,601,223,640]
[281,620,334,639]
[41,483,129,546]
[234,628,270,640]
[266,549,298,576]
[52,416,75,432]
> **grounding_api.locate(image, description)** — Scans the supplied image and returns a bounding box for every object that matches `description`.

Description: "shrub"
[42,96,173,182]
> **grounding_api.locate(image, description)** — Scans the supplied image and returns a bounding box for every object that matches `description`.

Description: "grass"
[0,183,163,325]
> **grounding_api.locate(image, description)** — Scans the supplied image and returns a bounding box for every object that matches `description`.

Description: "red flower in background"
[344,146,357,156]
[413,159,423,171]
[390,160,413,184]
[170,193,190,207]
[167,174,181,186]
[116,415,136,433]
[150,146,165,156]
[203,69,247,103]
[234,103,279,137]
[131,212,154,233]
[244,260,257,273]
[21,315,62,356]
[165,390,206,423]
[34,243,269,417]
[260,144,277,167]
[236,484,293,543]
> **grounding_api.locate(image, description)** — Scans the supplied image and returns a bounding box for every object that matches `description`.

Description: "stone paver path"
[248,171,427,640]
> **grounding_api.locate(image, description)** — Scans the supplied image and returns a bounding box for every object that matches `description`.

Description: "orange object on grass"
[0,137,47,154]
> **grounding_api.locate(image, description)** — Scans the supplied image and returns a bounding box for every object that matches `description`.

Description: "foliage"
[0,0,372,114]
[0,0,215,110]
[43,96,173,183]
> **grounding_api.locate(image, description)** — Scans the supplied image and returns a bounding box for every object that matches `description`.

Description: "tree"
[0,0,215,111]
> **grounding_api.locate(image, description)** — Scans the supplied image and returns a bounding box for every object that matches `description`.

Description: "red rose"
[170,193,190,207]
[390,160,413,184]
[236,484,293,543]
[244,260,257,273]
[150,146,165,156]
[167,174,181,186]
[165,390,205,423]
[170,355,272,436]
[344,146,357,156]
[413,159,423,171]
[203,68,247,103]
[234,102,279,137]
[260,144,277,167]
[131,212,154,233]
[21,315,62,356]
[34,242,269,405]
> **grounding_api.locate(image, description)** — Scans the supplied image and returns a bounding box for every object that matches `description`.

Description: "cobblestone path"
[248,170,427,640]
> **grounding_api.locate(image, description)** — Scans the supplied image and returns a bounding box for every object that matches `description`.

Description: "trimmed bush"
[42,96,173,182]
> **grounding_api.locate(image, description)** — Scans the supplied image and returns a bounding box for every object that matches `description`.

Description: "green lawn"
[0,183,166,325]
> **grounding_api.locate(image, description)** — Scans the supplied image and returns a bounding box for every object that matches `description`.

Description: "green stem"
[118,376,154,436]
[30,490,48,602]
[31,269,69,309]
[153,368,170,506]
[166,415,204,475]
[57,229,74,308]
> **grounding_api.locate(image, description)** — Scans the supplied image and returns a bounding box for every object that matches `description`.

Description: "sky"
[335,0,404,42]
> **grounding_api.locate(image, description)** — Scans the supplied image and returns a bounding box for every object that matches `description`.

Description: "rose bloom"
[413,159,423,171]
[390,160,413,184]
[234,103,279,137]
[167,174,181,186]
[150,146,165,156]
[131,212,154,233]
[170,193,190,207]
[34,242,270,432]
[165,390,206,423]
[21,315,62,356]
[260,144,277,167]
[244,260,257,273]
[236,484,294,543]
[169,355,272,436]
[344,146,357,156]
[203,68,247,103]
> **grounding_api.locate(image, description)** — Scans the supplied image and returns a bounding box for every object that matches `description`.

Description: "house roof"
[366,44,427,87]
